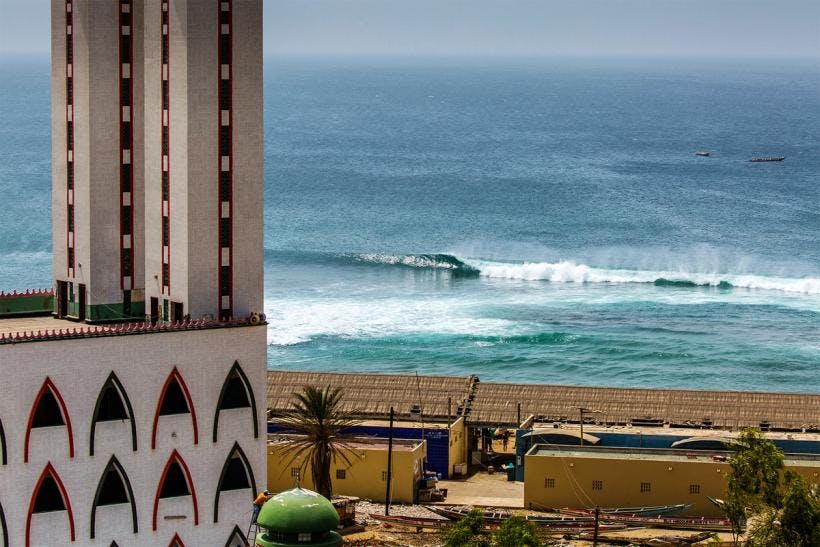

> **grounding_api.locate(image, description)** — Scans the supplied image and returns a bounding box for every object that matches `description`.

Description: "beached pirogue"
[422,504,733,533]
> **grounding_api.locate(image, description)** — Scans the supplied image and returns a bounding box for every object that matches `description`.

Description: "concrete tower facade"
[52,0,263,324]
[52,0,146,322]
[143,0,263,323]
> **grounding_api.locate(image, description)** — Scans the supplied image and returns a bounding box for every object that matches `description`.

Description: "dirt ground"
[436,470,524,507]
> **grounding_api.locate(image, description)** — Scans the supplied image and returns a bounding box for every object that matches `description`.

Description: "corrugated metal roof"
[266,371,820,431]
[266,370,475,421]
[469,382,820,430]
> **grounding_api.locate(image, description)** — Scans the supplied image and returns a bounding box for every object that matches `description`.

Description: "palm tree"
[274,385,361,499]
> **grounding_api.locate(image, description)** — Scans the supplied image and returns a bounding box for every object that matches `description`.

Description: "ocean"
[1,56,818,392]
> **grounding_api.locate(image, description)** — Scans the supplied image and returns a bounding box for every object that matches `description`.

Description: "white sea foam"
[467,259,820,295]
[265,296,516,346]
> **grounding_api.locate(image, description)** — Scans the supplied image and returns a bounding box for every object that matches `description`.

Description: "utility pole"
[579,407,586,447]
[385,406,394,516]
[593,506,600,546]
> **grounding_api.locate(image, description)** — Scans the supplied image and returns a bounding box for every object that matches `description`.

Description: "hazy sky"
[1,0,818,57]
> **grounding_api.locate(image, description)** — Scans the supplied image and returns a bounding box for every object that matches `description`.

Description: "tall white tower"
[143,0,263,322]
[52,0,263,324]
[52,0,146,322]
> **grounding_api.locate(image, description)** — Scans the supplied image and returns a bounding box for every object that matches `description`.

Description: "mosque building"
[0,0,265,545]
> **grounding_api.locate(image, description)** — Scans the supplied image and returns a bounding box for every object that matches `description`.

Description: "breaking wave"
[267,251,820,295]
[343,253,480,276]
[468,259,820,295]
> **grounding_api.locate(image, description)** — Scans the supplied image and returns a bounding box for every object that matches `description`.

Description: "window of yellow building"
[640,482,651,493]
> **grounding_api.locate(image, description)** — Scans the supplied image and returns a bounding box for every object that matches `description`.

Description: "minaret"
[143,0,263,322]
[51,0,145,322]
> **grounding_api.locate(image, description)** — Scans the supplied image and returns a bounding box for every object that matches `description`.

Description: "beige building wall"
[524,447,820,517]
[143,0,263,321]
[448,417,467,475]
[0,325,267,545]
[267,440,426,504]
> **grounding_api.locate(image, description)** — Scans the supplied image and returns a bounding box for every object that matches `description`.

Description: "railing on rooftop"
[0,316,258,345]
[0,288,54,318]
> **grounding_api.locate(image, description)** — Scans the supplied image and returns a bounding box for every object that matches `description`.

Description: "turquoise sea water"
[1,56,818,392]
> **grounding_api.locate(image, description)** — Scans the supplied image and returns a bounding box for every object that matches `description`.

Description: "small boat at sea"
[561,503,692,517]
[749,156,785,162]
[695,151,711,157]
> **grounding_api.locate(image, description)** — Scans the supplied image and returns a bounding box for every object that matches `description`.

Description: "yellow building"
[524,445,820,517]
[267,437,426,503]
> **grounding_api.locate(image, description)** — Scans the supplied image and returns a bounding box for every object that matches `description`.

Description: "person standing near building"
[252,490,270,523]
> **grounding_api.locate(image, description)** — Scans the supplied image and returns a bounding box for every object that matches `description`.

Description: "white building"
[1,1,265,545]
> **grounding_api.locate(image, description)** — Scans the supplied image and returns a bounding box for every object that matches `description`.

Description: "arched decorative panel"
[151,367,198,449]
[90,455,138,538]
[224,525,248,546]
[24,377,74,463]
[90,371,137,456]
[213,442,256,523]
[26,462,76,546]
[212,361,258,442]
[152,449,199,530]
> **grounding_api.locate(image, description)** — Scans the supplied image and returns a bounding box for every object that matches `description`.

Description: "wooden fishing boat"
[426,505,593,524]
[749,156,785,162]
[374,512,628,534]
[596,513,732,532]
[561,503,692,517]
[369,513,452,529]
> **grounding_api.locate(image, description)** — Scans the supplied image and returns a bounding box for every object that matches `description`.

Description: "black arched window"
[33,475,66,513]
[32,390,65,428]
[97,385,128,421]
[160,461,190,498]
[220,456,251,491]
[159,380,190,416]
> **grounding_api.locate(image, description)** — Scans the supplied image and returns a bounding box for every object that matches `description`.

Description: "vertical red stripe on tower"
[217,0,233,320]
[65,1,75,278]
[161,1,171,295]
[120,1,135,294]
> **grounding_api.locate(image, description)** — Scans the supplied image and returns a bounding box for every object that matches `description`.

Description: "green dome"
[257,487,340,534]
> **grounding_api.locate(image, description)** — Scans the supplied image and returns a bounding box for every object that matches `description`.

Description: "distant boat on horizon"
[749,156,785,162]
[695,151,711,157]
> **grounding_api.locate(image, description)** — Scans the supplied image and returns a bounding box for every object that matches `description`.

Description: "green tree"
[492,515,542,547]
[274,385,361,499]
[725,428,784,538]
[726,429,820,545]
[444,509,490,547]
[779,472,820,546]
